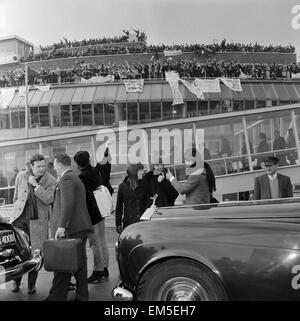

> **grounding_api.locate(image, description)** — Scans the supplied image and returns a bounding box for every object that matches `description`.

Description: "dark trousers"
[46,231,89,301]
[14,270,38,289]
[13,206,38,289]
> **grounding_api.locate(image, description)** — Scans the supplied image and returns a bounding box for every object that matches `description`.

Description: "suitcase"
[43,238,83,273]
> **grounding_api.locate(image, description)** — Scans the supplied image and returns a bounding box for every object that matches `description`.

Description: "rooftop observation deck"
[0,51,297,77]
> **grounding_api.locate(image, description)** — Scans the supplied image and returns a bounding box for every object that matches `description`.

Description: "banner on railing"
[33,84,51,92]
[165,71,183,105]
[220,78,242,91]
[291,73,300,79]
[180,78,220,99]
[239,71,252,79]
[81,75,115,84]
[180,79,205,99]
[123,79,144,93]
[194,78,221,93]
[164,50,182,57]
[0,87,16,109]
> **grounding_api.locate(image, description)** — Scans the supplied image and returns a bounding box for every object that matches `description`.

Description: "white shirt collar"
[268,172,278,180]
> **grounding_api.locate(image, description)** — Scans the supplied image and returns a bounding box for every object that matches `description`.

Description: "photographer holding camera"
[143,160,178,208]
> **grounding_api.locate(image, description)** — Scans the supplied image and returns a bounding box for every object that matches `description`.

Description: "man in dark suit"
[254,156,293,200]
[45,153,93,301]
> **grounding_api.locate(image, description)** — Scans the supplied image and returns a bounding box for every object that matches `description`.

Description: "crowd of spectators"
[20,37,296,63]
[1,59,300,88]
[40,29,147,51]
[22,44,147,62]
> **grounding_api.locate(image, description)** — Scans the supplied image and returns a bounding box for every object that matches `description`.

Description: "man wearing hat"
[254,156,293,200]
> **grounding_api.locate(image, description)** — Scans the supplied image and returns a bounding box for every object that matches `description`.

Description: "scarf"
[27,174,42,220]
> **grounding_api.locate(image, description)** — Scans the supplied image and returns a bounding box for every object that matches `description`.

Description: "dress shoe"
[87,271,102,283]
[68,281,76,291]
[12,282,20,293]
[27,286,36,295]
[99,268,109,278]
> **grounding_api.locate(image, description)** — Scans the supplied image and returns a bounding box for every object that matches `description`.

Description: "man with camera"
[143,160,178,208]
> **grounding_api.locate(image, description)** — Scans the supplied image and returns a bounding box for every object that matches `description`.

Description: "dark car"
[0,218,43,285]
[113,198,300,301]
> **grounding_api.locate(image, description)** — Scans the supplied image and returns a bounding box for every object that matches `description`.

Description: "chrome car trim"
[140,197,300,221]
[157,277,209,301]
[0,250,43,283]
[112,286,134,301]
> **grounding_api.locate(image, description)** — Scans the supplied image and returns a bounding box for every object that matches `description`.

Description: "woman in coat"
[115,163,148,233]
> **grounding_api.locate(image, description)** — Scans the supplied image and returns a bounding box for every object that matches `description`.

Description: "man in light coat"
[12,154,57,294]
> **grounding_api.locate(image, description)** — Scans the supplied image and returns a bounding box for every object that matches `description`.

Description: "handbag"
[43,238,83,273]
[93,185,113,218]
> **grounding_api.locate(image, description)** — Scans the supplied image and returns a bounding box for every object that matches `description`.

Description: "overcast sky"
[0,0,299,59]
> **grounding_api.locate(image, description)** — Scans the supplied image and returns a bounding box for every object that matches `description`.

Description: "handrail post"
[291,109,300,164]
[25,62,29,138]
[242,116,253,172]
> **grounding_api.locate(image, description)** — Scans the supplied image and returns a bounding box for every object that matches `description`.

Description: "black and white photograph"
[0,0,300,308]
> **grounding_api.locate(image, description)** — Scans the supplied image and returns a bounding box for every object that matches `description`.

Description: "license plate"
[0,231,16,247]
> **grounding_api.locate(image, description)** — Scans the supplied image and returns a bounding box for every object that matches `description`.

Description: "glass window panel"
[262,83,277,100]
[251,84,266,100]
[256,100,266,109]
[19,109,25,128]
[61,105,70,126]
[210,101,221,114]
[50,105,60,127]
[242,83,255,100]
[72,105,81,126]
[294,84,300,99]
[39,106,49,127]
[284,84,299,101]
[139,102,150,124]
[150,102,162,122]
[11,110,19,129]
[272,83,290,101]
[198,101,208,116]
[104,103,115,125]
[278,101,290,106]
[82,104,92,126]
[127,103,138,125]
[119,103,127,121]
[233,101,244,111]
[221,100,232,113]
[94,103,104,125]
[187,101,197,118]
[30,107,39,127]
[195,116,244,175]
[0,110,9,129]
[246,109,293,168]
[162,101,174,120]
[174,104,184,119]
[245,101,255,110]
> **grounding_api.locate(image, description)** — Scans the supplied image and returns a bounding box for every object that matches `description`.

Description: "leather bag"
[43,238,83,273]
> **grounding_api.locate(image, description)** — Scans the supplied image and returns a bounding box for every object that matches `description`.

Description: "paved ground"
[0,221,120,301]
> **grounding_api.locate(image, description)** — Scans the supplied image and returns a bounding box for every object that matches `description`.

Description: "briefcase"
[43,238,83,273]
